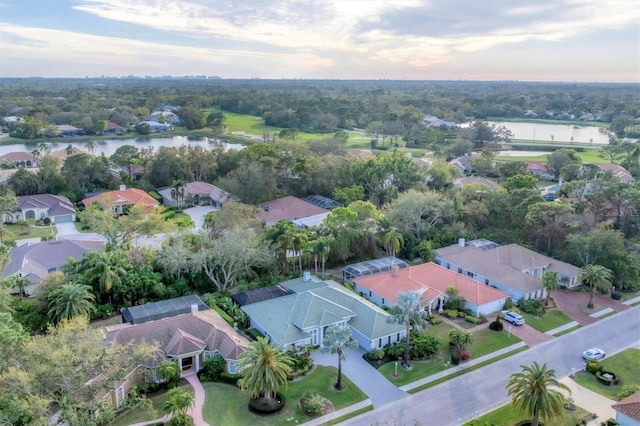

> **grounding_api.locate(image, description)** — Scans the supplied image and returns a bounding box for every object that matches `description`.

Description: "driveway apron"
[311,346,407,408]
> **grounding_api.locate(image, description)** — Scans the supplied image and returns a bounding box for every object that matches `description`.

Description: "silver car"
[501,310,525,326]
[582,348,606,360]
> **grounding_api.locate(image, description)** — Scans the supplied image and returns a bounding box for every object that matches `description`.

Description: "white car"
[582,348,606,361]
[501,310,525,326]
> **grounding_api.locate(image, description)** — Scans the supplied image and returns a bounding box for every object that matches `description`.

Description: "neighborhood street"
[341,305,640,426]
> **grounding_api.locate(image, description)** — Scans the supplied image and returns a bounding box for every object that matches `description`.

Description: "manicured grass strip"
[573,348,640,399]
[379,326,522,386]
[464,402,590,426]
[324,404,374,426]
[201,365,368,426]
[521,310,573,333]
[111,384,192,426]
[407,346,529,394]
[553,325,582,337]
[3,224,57,243]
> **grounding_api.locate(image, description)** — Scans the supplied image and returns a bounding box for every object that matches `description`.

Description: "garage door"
[54,215,74,223]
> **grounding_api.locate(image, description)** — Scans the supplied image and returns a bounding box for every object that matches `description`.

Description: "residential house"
[0,168,37,185]
[157,181,236,208]
[453,176,500,190]
[523,111,537,118]
[612,391,640,426]
[149,110,181,125]
[449,154,474,174]
[352,262,509,316]
[525,161,555,180]
[241,274,406,350]
[435,238,582,301]
[56,124,85,137]
[50,147,94,163]
[104,308,249,407]
[593,163,634,183]
[82,185,159,214]
[137,121,173,132]
[256,195,327,227]
[0,152,40,168]
[105,121,126,135]
[3,239,105,296]
[7,193,77,224]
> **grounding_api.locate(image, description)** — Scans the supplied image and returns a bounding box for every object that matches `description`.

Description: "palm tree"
[238,336,293,407]
[506,362,571,426]
[38,141,52,155]
[580,264,613,309]
[31,149,40,159]
[291,230,308,273]
[84,139,97,155]
[323,324,358,390]
[164,387,195,423]
[382,228,404,257]
[156,360,181,389]
[391,290,429,369]
[448,329,472,352]
[80,251,126,304]
[265,220,297,273]
[541,270,559,306]
[317,236,332,279]
[65,144,76,156]
[47,282,96,323]
[170,180,187,209]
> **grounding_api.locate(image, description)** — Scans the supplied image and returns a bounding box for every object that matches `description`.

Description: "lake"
[488,121,612,144]
[0,136,246,157]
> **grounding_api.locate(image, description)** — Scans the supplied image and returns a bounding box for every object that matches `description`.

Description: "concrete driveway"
[183,206,218,231]
[55,222,81,236]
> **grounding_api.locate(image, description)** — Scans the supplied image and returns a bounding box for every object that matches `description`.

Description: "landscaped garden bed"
[464,402,591,426]
[573,348,640,400]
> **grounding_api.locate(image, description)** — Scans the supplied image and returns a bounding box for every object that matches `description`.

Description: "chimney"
[191,304,198,314]
[303,271,311,282]
[458,238,466,247]
[119,184,126,191]
[390,264,399,277]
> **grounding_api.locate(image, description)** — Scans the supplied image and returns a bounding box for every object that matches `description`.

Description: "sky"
[0,0,639,82]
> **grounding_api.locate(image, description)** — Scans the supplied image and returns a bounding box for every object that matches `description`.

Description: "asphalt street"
[341,305,640,426]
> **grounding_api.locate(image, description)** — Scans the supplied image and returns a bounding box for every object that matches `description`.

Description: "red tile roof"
[354,262,509,306]
[256,195,327,224]
[612,391,640,420]
[0,152,39,162]
[83,188,159,207]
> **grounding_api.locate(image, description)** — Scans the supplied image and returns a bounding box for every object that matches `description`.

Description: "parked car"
[501,310,525,326]
[582,348,606,361]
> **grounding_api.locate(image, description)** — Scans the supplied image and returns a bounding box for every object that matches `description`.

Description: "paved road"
[341,306,640,426]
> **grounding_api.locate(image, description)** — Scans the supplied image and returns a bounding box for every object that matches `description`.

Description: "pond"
[0,136,246,157]
[488,121,612,144]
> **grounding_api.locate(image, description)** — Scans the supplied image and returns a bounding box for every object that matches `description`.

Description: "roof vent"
[119,184,126,191]
[265,205,272,211]
[191,304,198,314]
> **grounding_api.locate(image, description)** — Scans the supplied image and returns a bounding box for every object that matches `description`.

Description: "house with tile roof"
[593,163,634,183]
[82,185,159,214]
[241,275,406,351]
[0,151,40,168]
[157,181,237,208]
[612,391,640,425]
[435,238,582,301]
[353,262,509,316]
[55,124,84,137]
[525,161,554,180]
[256,195,327,227]
[104,309,249,407]
[105,121,126,135]
[3,239,105,296]
[7,193,77,224]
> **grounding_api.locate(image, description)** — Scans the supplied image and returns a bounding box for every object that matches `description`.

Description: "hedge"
[219,372,242,385]
[211,304,235,326]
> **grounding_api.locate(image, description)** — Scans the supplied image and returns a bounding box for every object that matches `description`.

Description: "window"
[369,291,372,297]
[387,336,391,345]
[378,338,382,348]
[397,333,400,341]
[382,298,385,305]
[229,362,236,374]
[485,279,489,285]
[47,267,57,273]
[457,268,462,274]
[467,271,473,277]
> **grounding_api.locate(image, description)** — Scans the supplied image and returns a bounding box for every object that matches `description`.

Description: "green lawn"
[464,403,590,426]
[2,223,57,243]
[111,384,193,426]
[495,148,605,164]
[521,310,574,333]
[201,365,368,426]
[573,348,640,399]
[379,324,521,386]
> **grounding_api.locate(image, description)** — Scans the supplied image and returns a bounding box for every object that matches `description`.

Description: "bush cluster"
[246,328,264,341]
[300,391,326,416]
[364,348,385,361]
[219,372,242,386]
[611,291,623,300]
[201,293,248,328]
[517,298,545,316]
[464,314,482,324]
[617,384,640,401]
[285,348,314,380]
[200,353,225,380]
[429,315,442,325]
[489,319,504,331]
[445,309,459,318]
[586,360,603,374]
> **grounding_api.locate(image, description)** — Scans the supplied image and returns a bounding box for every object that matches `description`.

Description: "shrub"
[201,353,225,379]
[444,295,466,311]
[464,314,482,324]
[246,328,264,341]
[285,347,314,380]
[409,335,440,360]
[458,310,467,318]
[611,291,622,300]
[517,298,545,316]
[300,391,325,416]
[459,348,471,361]
[248,392,286,414]
[596,371,618,386]
[489,320,504,331]
[617,384,640,401]
[586,360,603,375]
[219,372,242,386]
[429,315,442,325]
[384,341,404,360]
[450,349,461,365]
[445,309,459,318]
[503,298,515,310]
[364,349,385,361]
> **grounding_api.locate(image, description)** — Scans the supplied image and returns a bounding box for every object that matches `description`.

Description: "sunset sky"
[1,0,638,82]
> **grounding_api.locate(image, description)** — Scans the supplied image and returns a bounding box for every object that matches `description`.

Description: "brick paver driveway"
[552,289,630,325]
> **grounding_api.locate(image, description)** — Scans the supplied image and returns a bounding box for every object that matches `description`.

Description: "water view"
[488,121,612,144]
[0,136,246,157]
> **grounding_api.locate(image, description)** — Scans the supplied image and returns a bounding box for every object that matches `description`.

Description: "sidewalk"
[559,377,616,424]
[400,341,526,392]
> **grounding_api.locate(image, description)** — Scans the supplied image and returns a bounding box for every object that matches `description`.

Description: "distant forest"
[1,79,639,138]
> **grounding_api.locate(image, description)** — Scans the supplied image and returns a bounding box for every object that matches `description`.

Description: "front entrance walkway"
[559,377,616,423]
[311,347,407,408]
